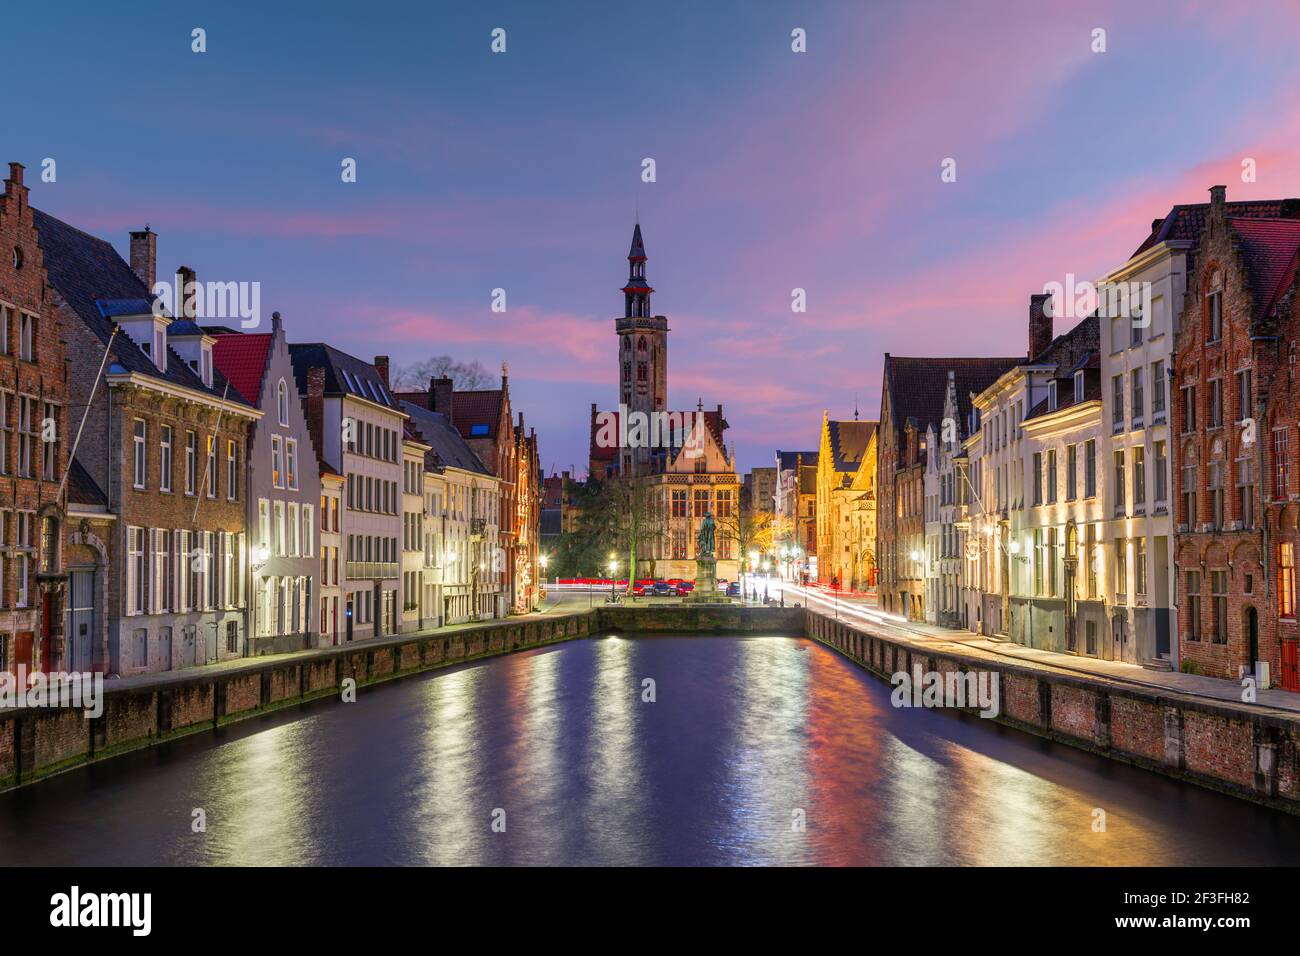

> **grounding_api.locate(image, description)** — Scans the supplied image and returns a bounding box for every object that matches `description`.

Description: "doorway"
[69,568,95,672]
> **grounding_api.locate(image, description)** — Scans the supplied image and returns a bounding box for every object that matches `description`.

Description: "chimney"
[4,163,26,219]
[430,375,454,421]
[130,227,157,290]
[1209,184,1227,210]
[1029,292,1053,360]
[177,265,197,320]
[305,366,326,463]
[373,355,390,390]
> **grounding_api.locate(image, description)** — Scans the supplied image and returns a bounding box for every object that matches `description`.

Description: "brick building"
[0,163,69,674]
[585,224,742,584]
[36,215,258,674]
[1173,185,1300,689]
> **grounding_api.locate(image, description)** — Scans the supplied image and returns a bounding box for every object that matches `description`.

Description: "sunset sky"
[11,0,1300,474]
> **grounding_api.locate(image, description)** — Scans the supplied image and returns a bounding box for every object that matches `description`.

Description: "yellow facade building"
[816,413,878,590]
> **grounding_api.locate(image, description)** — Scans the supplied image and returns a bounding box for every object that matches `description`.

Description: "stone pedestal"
[684,557,729,603]
[696,557,717,594]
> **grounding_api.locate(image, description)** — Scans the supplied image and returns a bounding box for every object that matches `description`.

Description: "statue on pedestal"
[697,511,716,559]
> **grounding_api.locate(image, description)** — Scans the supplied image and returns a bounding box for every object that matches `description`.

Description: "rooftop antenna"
[853,392,860,421]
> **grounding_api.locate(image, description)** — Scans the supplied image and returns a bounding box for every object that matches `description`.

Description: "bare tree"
[718,505,774,573]
[393,355,493,390]
[604,477,668,593]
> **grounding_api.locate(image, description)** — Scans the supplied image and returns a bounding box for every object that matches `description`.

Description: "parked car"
[725,581,741,598]
[630,582,648,596]
[652,580,678,597]
[678,580,695,594]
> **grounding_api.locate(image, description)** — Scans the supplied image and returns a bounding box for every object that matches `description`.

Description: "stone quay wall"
[804,609,1300,815]
[0,612,592,790]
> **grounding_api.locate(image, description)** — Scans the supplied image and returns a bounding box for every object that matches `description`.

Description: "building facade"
[39,215,258,675]
[587,224,742,584]
[401,397,503,624]
[318,466,343,644]
[961,303,1098,649]
[212,313,321,655]
[815,414,877,590]
[774,450,816,580]
[1173,185,1300,689]
[880,354,1018,621]
[291,344,404,641]
[0,163,68,675]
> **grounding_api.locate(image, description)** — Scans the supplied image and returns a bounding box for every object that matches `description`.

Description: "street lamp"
[538,553,549,610]
[608,554,619,603]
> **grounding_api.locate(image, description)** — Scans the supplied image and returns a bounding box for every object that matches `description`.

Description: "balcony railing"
[346,561,399,580]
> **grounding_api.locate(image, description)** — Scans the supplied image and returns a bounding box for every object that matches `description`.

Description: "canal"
[2,633,1299,866]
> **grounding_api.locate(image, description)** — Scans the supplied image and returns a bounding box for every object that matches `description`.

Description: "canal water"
[2,634,1299,866]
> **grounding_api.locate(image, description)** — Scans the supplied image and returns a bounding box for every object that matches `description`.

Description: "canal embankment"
[804,609,1300,815]
[0,611,595,790]
[7,602,1300,814]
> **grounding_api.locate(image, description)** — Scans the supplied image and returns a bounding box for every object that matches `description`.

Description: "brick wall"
[0,162,68,671]
[1173,187,1300,683]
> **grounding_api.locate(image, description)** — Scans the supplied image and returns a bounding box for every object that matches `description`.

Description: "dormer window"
[1047,381,1058,411]
[153,328,166,368]
[200,344,213,387]
[1074,370,1085,404]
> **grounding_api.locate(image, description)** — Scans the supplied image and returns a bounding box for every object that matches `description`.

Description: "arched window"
[277,379,289,425]
[637,336,647,352]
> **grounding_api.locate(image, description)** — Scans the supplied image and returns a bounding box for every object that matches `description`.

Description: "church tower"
[617,222,668,421]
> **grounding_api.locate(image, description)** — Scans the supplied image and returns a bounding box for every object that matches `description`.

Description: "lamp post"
[538,553,549,611]
[608,553,618,604]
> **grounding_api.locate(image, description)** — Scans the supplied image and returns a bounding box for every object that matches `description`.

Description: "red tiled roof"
[1228,217,1300,320]
[451,390,504,439]
[211,333,274,406]
[1132,199,1300,258]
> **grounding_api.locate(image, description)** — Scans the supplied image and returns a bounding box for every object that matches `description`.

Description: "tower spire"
[623,222,652,318]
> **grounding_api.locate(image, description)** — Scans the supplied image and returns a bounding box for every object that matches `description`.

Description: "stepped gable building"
[0,163,69,675]
[879,353,1020,620]
[816,414,877,589]
[211,313,322,654]
[35,210,259,674]
[1172,185,1300,688]
[586,223,740,582]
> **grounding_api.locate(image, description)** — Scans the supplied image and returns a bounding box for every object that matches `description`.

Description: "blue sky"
[9,0,1300,474]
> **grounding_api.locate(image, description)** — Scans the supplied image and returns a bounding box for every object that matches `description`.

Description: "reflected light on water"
[2,635,1300,866]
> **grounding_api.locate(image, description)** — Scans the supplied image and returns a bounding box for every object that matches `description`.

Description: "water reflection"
[1,635,1299,866]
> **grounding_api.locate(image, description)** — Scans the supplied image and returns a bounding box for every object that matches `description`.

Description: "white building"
[963,297,1101,650]
[290,345,405,641]
[402,432,430,631]
[1096,224,1187,666]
